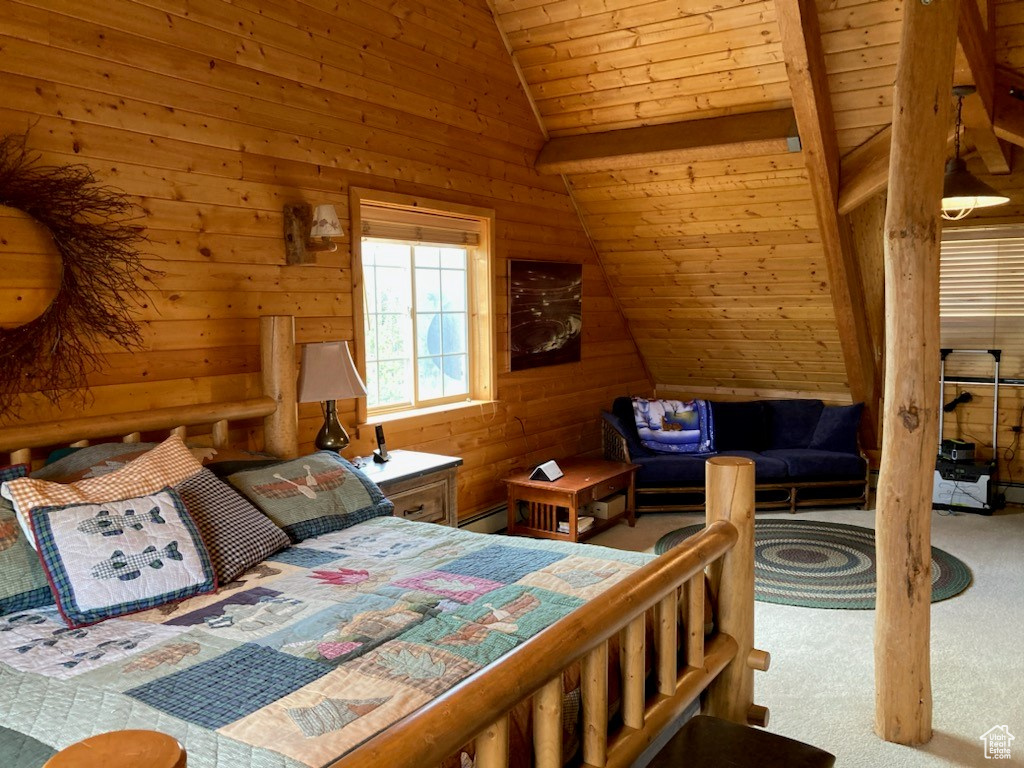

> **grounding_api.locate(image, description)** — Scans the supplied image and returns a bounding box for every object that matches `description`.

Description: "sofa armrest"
[602,412,632,463]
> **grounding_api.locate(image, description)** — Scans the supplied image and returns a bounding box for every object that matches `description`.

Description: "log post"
[875,0,959,745]
[703,456,758,724]
[260,315,299,459]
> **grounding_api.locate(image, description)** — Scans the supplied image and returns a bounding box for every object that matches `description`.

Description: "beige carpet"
[589,506,1024,767]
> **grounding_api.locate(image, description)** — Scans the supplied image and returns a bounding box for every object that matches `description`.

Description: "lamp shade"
[298,341,367,403]
[310,204,344,239]
[941,157,1010,217]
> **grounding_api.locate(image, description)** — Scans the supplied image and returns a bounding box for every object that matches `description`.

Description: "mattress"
[0,516,651,768]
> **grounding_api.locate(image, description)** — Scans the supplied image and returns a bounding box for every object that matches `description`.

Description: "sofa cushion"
[716,450,789,481]
[632,454,707,486]
[761,449,867,480]
[611,397,652,457]
[763,399,825,449]
[710,402,768,452]
[809,403,863,454]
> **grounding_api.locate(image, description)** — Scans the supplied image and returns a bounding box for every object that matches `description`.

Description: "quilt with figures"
[0,516,651,768]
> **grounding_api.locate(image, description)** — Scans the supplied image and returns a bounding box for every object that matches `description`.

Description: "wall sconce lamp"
[941,86,1010,221]
[298,341,367,452]
[284,203,345,264]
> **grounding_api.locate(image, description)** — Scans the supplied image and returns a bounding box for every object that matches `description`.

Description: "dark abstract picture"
[509,260,582,371]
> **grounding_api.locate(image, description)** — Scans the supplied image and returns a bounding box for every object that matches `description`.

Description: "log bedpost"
[703,456,761,725]
[260,315,299,459]
[875,0,959,745]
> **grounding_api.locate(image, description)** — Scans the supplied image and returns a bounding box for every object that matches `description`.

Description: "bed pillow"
[31,442,160,482]
[0,465,54,616]
[2,435,203,549]
[30,488,216,628]
[175,468,290,583]
[227,452,394,543]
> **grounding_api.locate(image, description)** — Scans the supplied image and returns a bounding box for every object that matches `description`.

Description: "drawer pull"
[403,504,426,515]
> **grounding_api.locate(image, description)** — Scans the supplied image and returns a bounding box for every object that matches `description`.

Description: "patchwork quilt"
[0,516,651,768]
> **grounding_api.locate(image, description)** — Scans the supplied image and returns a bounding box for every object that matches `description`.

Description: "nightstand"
[357,450,462,527]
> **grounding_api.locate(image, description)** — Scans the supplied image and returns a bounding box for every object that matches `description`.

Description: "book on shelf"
[557,516,594,534]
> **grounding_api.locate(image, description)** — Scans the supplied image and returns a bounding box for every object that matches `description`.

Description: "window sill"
[357,400,499,435]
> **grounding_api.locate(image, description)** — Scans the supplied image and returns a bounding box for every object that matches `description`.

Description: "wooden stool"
[44,730,186,768]
[648,715,835,768]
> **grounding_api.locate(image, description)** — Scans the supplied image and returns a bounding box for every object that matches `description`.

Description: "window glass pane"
[377,313,408,359]
[378,360,410,405]
[417,313,439,358]
[440,248,465,270]
[373,242,409,268]
[441,269,466,311]
[442,354,468,397]
[418,357,443,400]
[365,315,378,360]
[365,361,379,406]
[415,268,441,313]
[416,247,440,268]
[377,267,408,313]
[442,312,466,354]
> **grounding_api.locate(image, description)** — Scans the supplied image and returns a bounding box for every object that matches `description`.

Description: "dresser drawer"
[389,480,447,525]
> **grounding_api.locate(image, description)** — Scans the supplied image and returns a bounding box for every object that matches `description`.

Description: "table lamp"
[298,341,367,451]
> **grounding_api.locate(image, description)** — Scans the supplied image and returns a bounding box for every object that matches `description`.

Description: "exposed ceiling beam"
[533,109,800,175]
[955,0,1012,173]
[775,0,879,448]
[838,126,891,215]
[994,67,1024,146]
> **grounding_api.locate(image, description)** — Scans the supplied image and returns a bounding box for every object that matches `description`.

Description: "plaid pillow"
[227,452,393,543]
[31,488,216,628]
[2,435,203,549]
[175,469,290,584]
[0,464,54,616]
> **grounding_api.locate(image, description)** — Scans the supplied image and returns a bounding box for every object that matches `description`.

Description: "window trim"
[350,188,495,427]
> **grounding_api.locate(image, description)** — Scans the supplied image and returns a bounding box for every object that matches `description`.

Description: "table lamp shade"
[298,341,367,403]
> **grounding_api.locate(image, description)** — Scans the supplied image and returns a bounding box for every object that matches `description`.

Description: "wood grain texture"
[0,0,649,520]
[875,0,960,745]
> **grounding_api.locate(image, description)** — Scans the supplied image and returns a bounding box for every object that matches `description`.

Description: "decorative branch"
[0,133,153,419]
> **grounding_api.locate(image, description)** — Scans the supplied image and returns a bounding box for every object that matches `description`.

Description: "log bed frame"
[0,316,769,768]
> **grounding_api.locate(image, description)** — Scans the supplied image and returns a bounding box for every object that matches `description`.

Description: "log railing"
[330,456,767,768]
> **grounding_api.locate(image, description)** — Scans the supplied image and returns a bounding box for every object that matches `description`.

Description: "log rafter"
[775,0,880,447]
[533,109,800,176]
[839,0,1021,213]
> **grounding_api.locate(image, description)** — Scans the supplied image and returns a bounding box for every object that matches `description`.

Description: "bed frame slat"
[532,678,563,768]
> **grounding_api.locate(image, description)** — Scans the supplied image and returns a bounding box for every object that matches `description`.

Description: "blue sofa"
[602,397,869,513]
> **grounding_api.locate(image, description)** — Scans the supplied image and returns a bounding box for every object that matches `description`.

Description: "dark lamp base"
[315,400,351,452]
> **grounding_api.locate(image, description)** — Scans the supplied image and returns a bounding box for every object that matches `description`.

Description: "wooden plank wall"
[0,0,650,519]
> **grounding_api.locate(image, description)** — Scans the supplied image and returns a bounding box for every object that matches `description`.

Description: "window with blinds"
[940,226,1024,378]
[350,189,495,422]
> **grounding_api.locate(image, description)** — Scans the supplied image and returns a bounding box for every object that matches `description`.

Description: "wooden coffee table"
[503,458,638,543]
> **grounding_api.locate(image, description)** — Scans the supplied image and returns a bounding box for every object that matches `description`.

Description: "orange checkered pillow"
[1,435,203,549]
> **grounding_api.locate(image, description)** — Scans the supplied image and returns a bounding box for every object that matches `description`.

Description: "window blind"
[941,227,1024,318]
[360,204,481,246]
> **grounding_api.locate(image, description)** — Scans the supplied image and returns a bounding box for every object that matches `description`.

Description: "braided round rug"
[654,519,972,609]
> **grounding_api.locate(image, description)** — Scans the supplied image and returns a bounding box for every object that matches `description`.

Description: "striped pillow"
[1,435,203,549]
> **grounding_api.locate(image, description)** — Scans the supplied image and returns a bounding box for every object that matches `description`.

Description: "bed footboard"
[332,456,767,768]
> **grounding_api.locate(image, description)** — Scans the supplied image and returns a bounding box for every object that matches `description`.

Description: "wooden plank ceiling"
[488,0,1022,405]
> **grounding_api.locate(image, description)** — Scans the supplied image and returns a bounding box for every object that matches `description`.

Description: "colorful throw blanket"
[0,516,650,768]
[632,398,715,454]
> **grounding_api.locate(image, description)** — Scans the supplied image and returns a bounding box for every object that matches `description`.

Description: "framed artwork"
[509,259,582,371]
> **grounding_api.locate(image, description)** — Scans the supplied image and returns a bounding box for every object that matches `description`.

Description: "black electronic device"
[939,438,975,462]
[373,424,390,463]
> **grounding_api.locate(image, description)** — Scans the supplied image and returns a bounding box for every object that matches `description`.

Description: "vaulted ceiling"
[487,0,1024,442]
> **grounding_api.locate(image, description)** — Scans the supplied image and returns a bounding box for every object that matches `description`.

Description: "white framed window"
[351,189,495,423]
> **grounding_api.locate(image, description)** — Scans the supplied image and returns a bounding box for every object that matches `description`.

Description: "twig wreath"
[0,133,153,418]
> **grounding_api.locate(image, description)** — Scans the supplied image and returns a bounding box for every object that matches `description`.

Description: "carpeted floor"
[588,506,1024,767]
